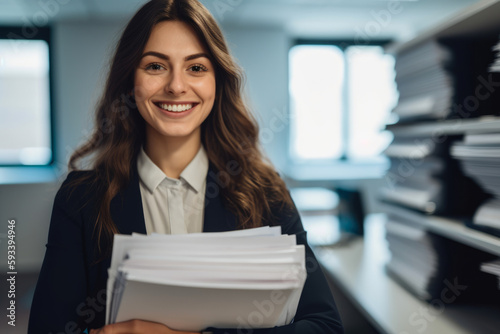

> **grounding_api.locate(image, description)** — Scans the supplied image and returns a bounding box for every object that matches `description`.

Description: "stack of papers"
[383,204,499,301]
[452,133,500,198]
[385,213,438,300]
[106,226,306,332]
[481,259,500,289]
[452,133,500,236]
[381,136,446,214]
[382,132,491,217]
[392,40,454,121]
[490,36,500,72]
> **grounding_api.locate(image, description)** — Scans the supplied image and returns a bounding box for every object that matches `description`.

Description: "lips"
[154,102,198,113]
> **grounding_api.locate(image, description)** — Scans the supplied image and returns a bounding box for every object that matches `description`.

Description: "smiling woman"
[27,0,343,333]
[134,20,216,177]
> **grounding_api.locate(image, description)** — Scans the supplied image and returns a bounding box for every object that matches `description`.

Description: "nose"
[165,69,187,96]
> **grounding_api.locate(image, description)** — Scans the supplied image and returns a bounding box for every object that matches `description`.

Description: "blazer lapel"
[203,164,238,232]
[110,166,147,235]
[110,163,238,235]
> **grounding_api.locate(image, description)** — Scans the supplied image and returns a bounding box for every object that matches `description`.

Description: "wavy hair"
[68,0,293,256]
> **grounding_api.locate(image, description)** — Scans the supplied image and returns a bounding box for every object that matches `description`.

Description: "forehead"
[144,20,207,55]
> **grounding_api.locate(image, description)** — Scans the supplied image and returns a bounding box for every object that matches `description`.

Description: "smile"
[154,102,197,113]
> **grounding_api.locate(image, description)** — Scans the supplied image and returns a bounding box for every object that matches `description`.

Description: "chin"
[158,127,198,139]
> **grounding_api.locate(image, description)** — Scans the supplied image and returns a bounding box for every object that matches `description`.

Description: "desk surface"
[311,214,500,334]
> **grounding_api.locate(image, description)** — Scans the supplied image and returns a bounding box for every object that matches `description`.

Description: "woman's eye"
[189,64,208,72]
[145,63,164,71]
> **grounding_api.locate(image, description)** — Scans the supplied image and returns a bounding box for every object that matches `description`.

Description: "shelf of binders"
[381,0,500,307]
[385,0,500,123]
[382,203,500,257]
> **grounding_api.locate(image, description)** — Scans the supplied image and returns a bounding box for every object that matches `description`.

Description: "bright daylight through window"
[0,39,52,165]
[289,44,397,163]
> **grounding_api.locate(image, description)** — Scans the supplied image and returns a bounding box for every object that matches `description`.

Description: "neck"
[144,130,201,179]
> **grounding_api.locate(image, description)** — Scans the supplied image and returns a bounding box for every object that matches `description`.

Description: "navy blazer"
[28,165,343,334]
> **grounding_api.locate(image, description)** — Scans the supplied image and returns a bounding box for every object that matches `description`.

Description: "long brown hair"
[69,0,294,255]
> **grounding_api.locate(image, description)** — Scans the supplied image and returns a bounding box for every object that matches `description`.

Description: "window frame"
[288,38,393,166]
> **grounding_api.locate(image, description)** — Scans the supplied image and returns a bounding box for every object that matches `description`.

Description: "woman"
[28,0,343,333]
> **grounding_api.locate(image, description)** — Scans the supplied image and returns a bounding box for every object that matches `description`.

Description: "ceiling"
[0,0,482,41]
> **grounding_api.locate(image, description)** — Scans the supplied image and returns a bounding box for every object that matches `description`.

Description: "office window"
[289,43,397,162]
[0,29,52,165]
[289,45,345,160]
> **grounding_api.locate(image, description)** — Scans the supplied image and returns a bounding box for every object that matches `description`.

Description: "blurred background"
[2,0,500,333]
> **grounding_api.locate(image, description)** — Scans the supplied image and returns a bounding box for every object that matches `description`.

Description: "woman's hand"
[89,319,200,334]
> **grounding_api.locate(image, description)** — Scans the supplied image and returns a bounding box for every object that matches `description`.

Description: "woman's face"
[134,20,216,143]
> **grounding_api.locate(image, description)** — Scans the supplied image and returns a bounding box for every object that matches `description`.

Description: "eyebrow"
[141,51,211,61]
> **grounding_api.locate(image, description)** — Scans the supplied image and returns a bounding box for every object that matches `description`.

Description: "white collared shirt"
[137,145,209,234]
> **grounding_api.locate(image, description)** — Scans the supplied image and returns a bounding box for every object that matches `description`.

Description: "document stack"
[451,133,500,237]
[381,136,448,300]
[489,36,500,72]
[392,40,453,121]
[381,130,489,216]
[384,204,498,301]
[381,0,500,316]
[384,211,438,300]
[105,226,306,332]
[381,136,447,215]
[480,259,500,289]
[381,133,490,301]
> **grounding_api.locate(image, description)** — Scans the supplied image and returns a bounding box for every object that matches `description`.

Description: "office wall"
[0,182,58,271]
[222,26,291,173]
[53,20,126,166]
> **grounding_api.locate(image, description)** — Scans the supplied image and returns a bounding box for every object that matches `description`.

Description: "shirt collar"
[180,145,209,193]
[137,145,209,194]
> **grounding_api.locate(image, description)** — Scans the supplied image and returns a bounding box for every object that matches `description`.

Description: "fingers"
[90,319,144,334]
[90,319,180,334]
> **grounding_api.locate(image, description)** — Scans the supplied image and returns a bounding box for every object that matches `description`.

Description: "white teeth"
[159,103,193,112]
